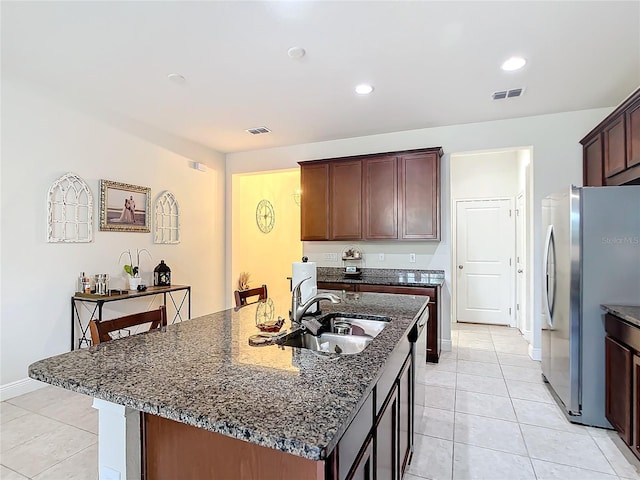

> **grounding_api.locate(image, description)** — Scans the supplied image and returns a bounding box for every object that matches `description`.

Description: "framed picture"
[99,180,150,232]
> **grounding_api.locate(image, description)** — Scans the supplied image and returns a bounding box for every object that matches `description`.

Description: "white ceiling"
[2,1,639,154]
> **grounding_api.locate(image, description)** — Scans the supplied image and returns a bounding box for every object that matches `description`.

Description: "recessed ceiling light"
[355,84,374,95]
[501,57,527,72]
[167,73,186,84]
[287,46,306,59]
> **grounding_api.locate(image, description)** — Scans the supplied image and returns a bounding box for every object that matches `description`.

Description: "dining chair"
[234,284,268,309]
[89,305,167,345]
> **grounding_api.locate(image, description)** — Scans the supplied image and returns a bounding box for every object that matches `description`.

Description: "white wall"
[226,107,613,358]
[0,78,227,396]
[451,150,519,199]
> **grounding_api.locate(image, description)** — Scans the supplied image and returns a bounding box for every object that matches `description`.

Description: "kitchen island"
[29,291,428,480]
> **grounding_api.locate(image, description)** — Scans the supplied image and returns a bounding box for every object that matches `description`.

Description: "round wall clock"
[256,199,275,233]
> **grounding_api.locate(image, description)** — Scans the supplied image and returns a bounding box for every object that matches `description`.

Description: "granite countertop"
[317,267,445,287]
[29,292,427,461]
[601,304,640,328]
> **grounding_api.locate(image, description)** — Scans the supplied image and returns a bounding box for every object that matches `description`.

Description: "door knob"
[458,265,463,269]
[518,269,523,273]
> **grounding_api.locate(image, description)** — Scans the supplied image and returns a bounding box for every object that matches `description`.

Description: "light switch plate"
[409,253,416,263]
[324,253,338,262]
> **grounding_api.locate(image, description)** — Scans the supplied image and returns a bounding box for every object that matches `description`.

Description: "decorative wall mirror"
[47,172,93,243]
[154,191,180,244]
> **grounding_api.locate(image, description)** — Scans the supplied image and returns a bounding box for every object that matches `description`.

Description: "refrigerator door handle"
[543,224,555,327]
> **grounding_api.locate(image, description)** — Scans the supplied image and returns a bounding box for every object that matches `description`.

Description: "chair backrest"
[89,306,167,345]
[234,284,268,308]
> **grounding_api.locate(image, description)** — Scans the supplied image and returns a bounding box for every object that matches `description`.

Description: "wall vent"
[246,126,271,135]
[492,87,525,100]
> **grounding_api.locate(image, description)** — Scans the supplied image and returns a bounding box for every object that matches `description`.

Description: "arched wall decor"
[47,172,93,242]
[154,191,180,244]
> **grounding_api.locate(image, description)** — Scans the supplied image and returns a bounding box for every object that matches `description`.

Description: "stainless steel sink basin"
[275,313,390,355]
[322,313,390,338]
[280,331,373,355]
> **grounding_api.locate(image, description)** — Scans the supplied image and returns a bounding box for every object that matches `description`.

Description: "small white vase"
[128,277,141,292]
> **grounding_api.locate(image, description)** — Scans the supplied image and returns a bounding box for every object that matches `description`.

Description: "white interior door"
[456,199,514,325]
[515,193,527,334]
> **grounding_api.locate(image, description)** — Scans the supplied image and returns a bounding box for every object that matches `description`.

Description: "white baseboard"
[0,377,46,401]
[441,339,452,352]
[528,344,541,361]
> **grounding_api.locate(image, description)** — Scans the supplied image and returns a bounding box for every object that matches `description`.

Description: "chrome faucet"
[291,277,341,331]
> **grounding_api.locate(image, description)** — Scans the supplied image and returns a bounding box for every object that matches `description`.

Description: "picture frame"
[99,180,150,232]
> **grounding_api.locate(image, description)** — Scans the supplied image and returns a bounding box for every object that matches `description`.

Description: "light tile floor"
[407,322,640,480]
[2,323,640,479]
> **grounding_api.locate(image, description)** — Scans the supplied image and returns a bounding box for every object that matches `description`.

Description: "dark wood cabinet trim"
[603,115,627,178]
[626,99,640,168]
[581,87,640,186]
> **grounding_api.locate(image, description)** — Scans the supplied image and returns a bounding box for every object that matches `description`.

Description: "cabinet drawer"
[318,282,356,292]
[357,284,434,298]
[605,314,640,352]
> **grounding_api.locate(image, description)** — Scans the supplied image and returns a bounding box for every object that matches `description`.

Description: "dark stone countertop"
[601,304,640,328]
[29,292,427,461]
[317,267,444,287]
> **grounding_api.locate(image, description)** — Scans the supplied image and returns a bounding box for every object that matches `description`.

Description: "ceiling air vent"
[246,126,271,135]
[492,87,525,100]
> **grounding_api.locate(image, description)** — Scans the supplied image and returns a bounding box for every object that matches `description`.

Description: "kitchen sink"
[321,313,390,338]
[275,313,390,355]
[279,331,373,355]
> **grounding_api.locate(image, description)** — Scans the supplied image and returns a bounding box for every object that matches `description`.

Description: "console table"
[71,285,191,350]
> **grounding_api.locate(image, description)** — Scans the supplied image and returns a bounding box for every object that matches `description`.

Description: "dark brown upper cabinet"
[299,147,442,242]
[364,156,398,239]
[581,87,640,186]
[300,162,330,240]
[399,151,440,240]
[330,160,362,241]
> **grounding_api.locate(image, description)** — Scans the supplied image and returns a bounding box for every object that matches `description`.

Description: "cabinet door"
[398,355,412,476]
[627,99,640,168]
[583,135,604,186]
[604,115,627,178]
[399,152,440,240]
[634,354,640,458]
[364,156,398,239]
[346,437,373,480]
[330,160,362,240]
[605,335,632,445]
[375,383,398,480]
[300,163,330,240]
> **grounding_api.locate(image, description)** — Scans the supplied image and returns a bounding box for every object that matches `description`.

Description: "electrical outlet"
[409,253,416,263]
[324,253,338,262]
[379,253,385,261]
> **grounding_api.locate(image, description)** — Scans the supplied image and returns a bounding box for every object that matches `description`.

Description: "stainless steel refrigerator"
[542,185,640,428]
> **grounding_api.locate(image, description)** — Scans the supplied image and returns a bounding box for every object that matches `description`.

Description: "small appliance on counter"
[342,246,363,278]
[292,256,318,314]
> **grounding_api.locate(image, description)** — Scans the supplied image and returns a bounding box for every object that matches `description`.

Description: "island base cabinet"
[142,414,326,480]
[605,335,632,444]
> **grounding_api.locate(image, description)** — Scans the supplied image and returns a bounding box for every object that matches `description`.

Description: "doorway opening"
[450,148,533,343]
[230,169,302,305]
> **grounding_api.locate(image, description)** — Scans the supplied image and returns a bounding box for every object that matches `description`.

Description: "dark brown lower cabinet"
[375,383,398,480]
[604,313,640,461]
[634,354,640,458]
[347,437,374,480]
[605,335,632,444]
[398,356,412,476]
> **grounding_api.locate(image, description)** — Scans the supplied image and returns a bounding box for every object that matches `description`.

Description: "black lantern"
[153,260,171,286]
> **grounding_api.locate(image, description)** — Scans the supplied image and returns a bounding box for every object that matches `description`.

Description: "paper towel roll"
[292,261,318,313]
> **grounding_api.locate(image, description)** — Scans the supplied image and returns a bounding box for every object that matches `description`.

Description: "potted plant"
[119,248,151,291]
